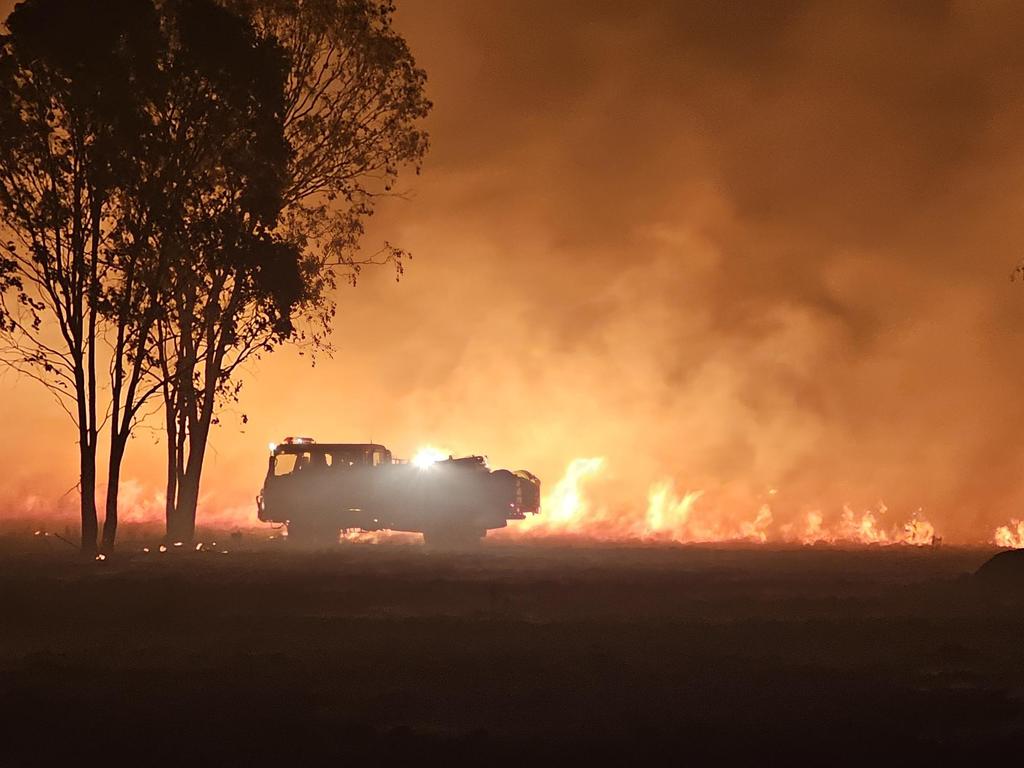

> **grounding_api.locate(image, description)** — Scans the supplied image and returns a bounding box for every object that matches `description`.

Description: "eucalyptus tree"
[0,0,306,552]
[102,0,303,550]
[160,0,431,542]
[0,0,161,553]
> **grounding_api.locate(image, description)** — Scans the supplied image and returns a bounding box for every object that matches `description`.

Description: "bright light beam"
[412,445,448,469]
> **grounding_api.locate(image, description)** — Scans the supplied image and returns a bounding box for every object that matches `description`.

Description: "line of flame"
[507,457,945,546]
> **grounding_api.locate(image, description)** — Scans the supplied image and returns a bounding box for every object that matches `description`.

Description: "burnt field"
[2,537,1023,765]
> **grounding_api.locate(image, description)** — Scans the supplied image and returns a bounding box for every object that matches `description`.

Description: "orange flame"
[507,457,940,546]
[644,482,772,543]
[994,520,1024,548]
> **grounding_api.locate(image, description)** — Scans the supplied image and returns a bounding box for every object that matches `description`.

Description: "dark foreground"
[2,536,1023,765]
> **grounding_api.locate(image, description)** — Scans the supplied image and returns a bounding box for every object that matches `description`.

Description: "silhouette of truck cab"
[257,437,541,546]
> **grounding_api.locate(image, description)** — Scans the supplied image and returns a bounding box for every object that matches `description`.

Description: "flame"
[994,520,1024,548]
[899,514,936,546]
[543,457,605,525]
[782,507,936,546]
[514,457,609,535]
[840,506,888,544]
[512,458,774,543]
[504,457,940,546]
[644,482,772,543]
[802,510,825,542]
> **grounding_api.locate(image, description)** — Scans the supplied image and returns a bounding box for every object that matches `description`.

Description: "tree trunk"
[164,418,177,537]
[101,439,126,553]
[79,438,98,556]
[168,423,210,544]
[169,476,198,544]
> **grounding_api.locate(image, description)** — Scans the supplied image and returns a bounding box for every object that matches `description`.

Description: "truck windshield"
[273,451,328,476]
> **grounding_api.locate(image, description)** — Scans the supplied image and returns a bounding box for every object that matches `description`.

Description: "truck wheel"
[287,520,339,548]
[422,526,485,549]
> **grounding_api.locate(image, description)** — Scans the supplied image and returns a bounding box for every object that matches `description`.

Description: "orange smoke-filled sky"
[4,0,1024,540]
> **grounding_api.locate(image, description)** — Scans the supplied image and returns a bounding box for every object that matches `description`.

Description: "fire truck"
[256,437,541,546]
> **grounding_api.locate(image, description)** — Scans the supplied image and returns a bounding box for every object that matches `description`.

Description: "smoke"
[328,0,1024,541]
[5,0,1024,542]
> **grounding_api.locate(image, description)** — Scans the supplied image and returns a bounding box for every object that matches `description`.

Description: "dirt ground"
[1,533,1022,765]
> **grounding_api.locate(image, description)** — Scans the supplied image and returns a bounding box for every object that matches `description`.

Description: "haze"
[4,0,1024,542]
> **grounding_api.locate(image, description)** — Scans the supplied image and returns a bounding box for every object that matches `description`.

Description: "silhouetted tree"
[104,0,300,549]
[0,255,17,329]
[0,0,304,553]
[146,0,302,543]
[0,0,429,550]
[160,0,431,542]
[0,0,162,554]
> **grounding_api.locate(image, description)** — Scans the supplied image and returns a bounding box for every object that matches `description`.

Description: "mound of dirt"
[975,548,1024,585]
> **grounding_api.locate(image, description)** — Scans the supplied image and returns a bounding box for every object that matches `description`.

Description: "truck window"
[274,454,297,476]
[273,452,319,476]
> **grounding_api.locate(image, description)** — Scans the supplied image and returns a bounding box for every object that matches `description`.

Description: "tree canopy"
[161,0,431,542]
[0,0,431,551]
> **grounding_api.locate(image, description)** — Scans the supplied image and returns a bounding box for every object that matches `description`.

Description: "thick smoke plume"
[5,1,1024,543]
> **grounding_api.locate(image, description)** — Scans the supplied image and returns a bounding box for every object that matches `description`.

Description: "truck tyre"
[287,520,338,548]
